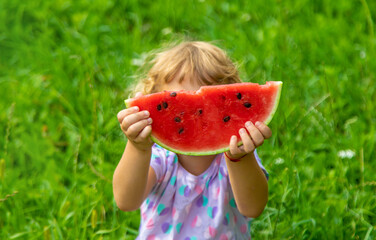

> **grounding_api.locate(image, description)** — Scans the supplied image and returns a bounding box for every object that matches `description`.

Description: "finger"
[255,121,272,139]
[245,121,264,147]
[229,135,243,156]
[134,125,152,143]
[135,92,143,97]
[121,110,150,131]
[239,128,255,153]
[117,107,139,123]
[238,145,245,152]
[126,118,153,139]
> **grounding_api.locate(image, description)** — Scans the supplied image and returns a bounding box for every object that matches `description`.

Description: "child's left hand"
[226,121,272,159]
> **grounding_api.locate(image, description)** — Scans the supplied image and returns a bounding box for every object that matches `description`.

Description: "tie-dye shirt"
[137,144,268,240]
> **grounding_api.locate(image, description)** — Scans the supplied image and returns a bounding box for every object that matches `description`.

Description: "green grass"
[0,0,375,239]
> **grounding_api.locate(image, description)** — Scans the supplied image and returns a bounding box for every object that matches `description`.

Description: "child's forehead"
[161,78,202,92]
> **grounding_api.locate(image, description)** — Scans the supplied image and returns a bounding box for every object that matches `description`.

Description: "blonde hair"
[133,41,241,95]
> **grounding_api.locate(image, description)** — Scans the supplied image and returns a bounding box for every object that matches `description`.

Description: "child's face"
[161,78,201,92]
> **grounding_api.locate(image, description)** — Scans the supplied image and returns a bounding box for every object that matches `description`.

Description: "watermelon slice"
[125,81,282,155]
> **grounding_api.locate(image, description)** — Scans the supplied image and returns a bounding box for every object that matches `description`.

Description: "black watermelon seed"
[174,117,181,122]
[236,93,242,99]
[170,92,177,97]
[178,128,184,134]
[198,109,203,115]
[157,104,162,111]
[244,102,252,108]
[162,101,168,109]
[223,116,230,122]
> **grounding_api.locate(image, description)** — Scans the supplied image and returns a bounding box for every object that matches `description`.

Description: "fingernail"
[147,118,152,124]
[133,106,139,111]
[239,128,246,134]
[144,111,150,117]
[245,121,252,127]
[255,121,261,127]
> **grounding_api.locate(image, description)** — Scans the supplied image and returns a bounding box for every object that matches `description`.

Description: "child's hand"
[226,121,272,159]
[117,93,153,151]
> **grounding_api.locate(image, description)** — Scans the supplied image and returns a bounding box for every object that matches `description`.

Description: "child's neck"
[177,154,217,176]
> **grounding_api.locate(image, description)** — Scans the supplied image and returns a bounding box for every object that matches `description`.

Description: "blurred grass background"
[0,0,375,239]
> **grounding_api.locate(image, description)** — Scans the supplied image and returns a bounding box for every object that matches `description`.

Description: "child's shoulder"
[150,144,179,185]
[152,144,176,160]
[151,144,179,169]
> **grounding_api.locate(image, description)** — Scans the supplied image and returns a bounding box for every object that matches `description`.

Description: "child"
[114,41,271,239]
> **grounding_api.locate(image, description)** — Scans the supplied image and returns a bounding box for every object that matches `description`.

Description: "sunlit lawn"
[0,0,375,239]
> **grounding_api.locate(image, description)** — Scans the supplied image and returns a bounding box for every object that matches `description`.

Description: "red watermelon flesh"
[125,81,282,155]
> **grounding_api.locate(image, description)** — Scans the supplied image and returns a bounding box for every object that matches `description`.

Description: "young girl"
[114,41,271,239]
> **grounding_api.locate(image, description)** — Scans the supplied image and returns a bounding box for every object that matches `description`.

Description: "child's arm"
[225,121,271,218]
[113,106,157,211]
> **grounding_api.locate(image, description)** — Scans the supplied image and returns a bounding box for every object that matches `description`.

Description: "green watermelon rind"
[263,81,283,125]
[124,81,283,156]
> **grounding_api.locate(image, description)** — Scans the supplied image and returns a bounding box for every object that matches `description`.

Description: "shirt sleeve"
[149,144,168,182]
[254,149,269,180]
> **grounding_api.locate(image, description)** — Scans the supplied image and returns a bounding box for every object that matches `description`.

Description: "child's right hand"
[117,93,153,151]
